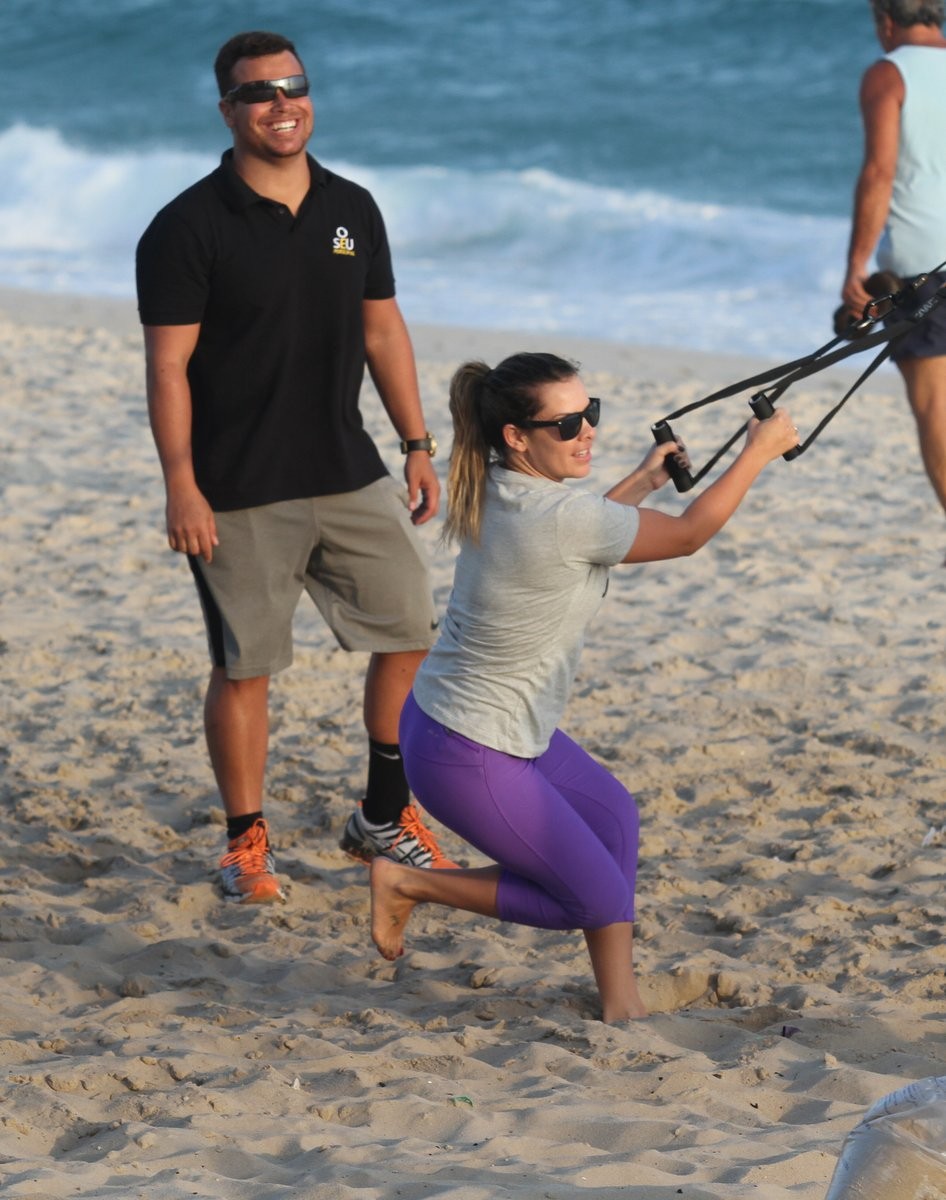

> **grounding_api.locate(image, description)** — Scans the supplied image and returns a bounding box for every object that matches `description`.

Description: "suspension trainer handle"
[749,393,802,460]
[651,419,694,493]
[647,263,946,490]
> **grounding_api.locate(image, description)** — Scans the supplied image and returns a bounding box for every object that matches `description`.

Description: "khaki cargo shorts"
[188,476,439,679]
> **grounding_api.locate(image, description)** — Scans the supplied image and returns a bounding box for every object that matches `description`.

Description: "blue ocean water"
[0,0,893,357]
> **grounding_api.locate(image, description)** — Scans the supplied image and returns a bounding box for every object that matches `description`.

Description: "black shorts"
[888,273,946,363]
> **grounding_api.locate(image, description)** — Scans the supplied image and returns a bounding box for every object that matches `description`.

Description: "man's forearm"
[847,166,893,276]
[364,304,429,440]
[147,369,200,491]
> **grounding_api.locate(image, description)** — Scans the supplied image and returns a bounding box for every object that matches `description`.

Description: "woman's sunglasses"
[520,397,601,441]
[225,75,310,105]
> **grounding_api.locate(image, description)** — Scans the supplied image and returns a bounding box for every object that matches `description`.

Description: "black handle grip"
[748,394,801,460]
[651,419,694,492]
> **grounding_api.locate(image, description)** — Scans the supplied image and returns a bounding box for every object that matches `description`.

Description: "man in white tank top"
[843,0,946,537]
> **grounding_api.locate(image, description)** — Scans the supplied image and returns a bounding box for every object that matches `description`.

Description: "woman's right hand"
[637,437,692,492]
[745,407,799,463]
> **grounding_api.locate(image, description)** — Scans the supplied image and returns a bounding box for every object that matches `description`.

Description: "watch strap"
[400,433,436,455]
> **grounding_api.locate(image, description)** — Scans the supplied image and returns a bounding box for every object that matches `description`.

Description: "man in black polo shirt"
[136,30,454,903]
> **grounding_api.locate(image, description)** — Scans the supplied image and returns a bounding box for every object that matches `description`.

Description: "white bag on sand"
[824,1076,946,1199]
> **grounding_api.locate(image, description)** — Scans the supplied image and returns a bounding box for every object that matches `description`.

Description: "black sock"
[362,740,409,825]
[226,811,263,842]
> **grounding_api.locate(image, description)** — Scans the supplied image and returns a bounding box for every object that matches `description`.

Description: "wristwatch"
[400,432,437,457]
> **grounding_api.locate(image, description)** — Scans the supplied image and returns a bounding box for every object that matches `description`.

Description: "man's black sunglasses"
[224,75,310,104]
[520,397,601,441]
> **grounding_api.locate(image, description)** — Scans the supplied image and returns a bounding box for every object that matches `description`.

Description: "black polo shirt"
[136,151,394,510]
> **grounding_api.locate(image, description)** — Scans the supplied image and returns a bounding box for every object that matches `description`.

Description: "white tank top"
[877,45,946,276]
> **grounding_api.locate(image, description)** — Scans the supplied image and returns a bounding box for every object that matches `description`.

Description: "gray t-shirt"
[413,468,639,757]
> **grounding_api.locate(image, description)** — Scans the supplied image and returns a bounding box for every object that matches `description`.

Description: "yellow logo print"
[333,225,356,257]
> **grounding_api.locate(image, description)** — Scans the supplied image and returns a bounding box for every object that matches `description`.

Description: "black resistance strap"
[651,265,946,492]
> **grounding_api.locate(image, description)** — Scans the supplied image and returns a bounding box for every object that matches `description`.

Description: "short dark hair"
[214,31,303,97]
[870,0,944,27]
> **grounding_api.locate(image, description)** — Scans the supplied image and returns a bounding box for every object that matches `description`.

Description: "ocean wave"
[0,124,851,355]
[345,159,851,356]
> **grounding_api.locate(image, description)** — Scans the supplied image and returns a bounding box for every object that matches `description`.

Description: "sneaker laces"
[395,806,443,858]
[221,820,271,874]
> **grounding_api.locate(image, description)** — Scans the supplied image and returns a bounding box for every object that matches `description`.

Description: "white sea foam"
[0,124,853,356]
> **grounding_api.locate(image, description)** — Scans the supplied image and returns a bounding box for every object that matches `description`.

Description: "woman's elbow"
[675,530,704,558]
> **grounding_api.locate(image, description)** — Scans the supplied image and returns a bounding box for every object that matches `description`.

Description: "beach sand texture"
[1,291,944,1198]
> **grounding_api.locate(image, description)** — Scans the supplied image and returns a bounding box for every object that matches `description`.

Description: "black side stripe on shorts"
[187,555,227,668]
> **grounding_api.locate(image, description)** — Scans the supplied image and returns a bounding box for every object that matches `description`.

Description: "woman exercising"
[370,352,797,1021]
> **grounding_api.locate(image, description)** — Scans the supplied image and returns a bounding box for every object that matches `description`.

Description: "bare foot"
[602,997,649,1023]
[369,856,418,960]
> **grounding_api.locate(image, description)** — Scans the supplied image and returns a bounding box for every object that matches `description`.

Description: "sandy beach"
[1,286,944,1199]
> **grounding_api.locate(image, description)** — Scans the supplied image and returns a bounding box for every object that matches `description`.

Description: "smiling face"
[219,50,314,163]
[502,375,597,483]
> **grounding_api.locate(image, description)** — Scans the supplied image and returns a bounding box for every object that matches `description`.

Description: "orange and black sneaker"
[340,803,457,869]
[219,817,285,903]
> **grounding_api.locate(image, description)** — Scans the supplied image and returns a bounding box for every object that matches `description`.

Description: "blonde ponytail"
[444,362,493,545]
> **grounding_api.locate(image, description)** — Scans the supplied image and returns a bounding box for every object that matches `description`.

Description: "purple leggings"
[400,692,639,931]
